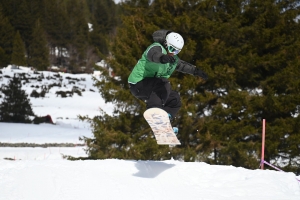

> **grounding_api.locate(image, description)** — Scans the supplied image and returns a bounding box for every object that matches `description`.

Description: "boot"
[168,113,178,135]
[173,127,178,135]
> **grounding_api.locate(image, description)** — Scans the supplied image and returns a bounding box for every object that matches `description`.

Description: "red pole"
[261,119,266,169]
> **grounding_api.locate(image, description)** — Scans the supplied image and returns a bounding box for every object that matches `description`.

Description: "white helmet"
[165,32,184,54]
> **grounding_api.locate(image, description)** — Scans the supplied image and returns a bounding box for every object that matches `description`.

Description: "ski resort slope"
[0,159,299,200]
[0,66,299,200]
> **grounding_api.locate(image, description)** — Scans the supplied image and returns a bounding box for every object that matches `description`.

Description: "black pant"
[129,77,181,117]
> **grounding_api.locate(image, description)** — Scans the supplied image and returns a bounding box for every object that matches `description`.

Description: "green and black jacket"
[128,42,197,84]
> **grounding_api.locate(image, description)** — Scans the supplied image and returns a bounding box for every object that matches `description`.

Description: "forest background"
[0,0,300,175]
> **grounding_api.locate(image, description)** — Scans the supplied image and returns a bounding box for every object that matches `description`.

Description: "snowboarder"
[128,30,208,132]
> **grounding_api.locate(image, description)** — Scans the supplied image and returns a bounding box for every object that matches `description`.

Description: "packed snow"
[0,66,299,200]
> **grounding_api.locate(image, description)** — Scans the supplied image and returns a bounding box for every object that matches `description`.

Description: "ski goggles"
[167,45,181,55]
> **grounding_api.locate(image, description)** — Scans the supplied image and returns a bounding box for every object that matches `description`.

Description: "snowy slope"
[0,65,115,123]
[0,159,299,200]
[0,66,300,200]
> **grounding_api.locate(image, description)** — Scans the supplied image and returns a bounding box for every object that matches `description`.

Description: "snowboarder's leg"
[146,92,163,109]
[163,91,181,118]
[130,78,181,119]
[129,77,169,102]
[144,78,171,109]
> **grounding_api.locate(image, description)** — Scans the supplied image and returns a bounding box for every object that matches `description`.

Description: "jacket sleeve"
[147,46,164,63]
[175,59,197,75]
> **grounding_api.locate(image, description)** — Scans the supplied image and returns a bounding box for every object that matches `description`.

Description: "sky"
[0,66,299,200]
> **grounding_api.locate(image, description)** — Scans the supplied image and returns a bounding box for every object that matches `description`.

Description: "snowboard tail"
[143,108,181,145]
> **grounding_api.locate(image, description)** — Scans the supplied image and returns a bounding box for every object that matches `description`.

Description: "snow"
[1,65,115,123]
[0,122,92,144]
[0,66,300,200]
[1,159,299,200]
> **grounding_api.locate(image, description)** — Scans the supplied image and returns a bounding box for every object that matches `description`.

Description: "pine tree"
[0,74,35,123]
[28,19,49,70]
[11,31,27,67]
[192,0,300,171]
[88,0,120,56]
[0,6,15,67]
[11,0,33,56]
[66,0,89,70]
[0,47,7,67]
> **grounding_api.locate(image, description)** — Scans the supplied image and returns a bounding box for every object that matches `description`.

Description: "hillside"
[0,65,114,121]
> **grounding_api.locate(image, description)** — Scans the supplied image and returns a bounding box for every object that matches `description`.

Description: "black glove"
[194,68,208,80]
[160,55,176,64]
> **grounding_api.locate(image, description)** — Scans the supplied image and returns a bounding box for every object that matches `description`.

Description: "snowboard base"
[143,108,180,145]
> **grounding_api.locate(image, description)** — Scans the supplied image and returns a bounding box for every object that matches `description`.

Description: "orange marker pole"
[261,119,266,169]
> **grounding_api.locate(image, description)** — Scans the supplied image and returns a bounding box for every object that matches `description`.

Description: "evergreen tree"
[0,47,8,67]
[1,0,118,68]
[11,0,33,57]
[0,74,35,123]
[0,0,19,22]
[25,0,45,22]
[11,31,27,67]
[92,0,117,33]
[0,6,15,67]
[200,0,300,171]
[66,0,89,70]
[28,19,49,70]
[88,0,119,56]
[43,0,70,67]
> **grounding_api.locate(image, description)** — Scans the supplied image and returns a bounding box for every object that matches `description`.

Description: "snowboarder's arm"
[147,46,164,63]
[176,60,208,80]
[147,46,175,64]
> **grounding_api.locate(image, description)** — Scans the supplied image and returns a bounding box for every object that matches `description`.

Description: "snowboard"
[143,108,181,145]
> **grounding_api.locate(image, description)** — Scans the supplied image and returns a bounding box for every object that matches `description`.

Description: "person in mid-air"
[128,30,208,132]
